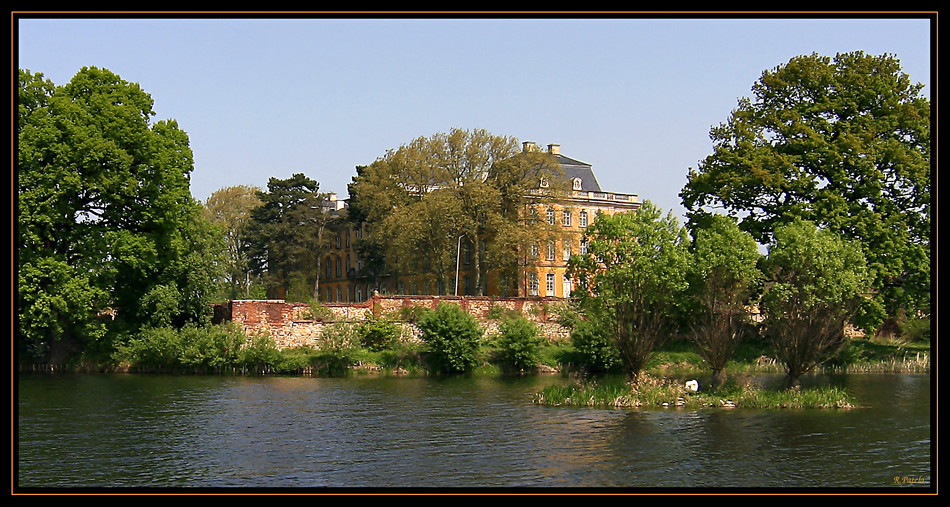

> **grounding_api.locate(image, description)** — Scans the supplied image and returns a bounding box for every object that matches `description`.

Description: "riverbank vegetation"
[19,54,929,412]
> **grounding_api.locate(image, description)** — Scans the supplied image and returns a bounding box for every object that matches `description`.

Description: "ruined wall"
[227,295,572,349]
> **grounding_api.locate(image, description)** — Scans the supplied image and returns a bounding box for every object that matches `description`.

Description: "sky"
[16,14,934,226]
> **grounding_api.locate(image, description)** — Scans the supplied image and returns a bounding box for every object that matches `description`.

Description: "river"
[16,372,932,491]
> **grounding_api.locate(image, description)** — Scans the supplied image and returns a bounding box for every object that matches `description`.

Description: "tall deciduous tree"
[347,128,566,296]
[18,67,222,362]
[203,185,263,299]
[761,220,872,388]
[568,201,690,382]
[685,215,763,385]
[680,52,930,326]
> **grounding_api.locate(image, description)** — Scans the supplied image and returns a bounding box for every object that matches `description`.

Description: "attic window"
[540,177,549,188]
[573,178,583,190]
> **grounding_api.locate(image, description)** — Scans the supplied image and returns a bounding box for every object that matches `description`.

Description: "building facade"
[318,142,640,302]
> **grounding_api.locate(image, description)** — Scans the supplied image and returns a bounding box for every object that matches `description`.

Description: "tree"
[680,52,930,326]
[18,67,221,363]
[568,201,690,381]
[685,215,763,386]
[346,128,566,295]
[203,185,263,299]
[244,173,333,301]
[761,220,872,388]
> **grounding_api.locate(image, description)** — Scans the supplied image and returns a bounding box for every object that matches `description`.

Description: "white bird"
[685,379,700,392]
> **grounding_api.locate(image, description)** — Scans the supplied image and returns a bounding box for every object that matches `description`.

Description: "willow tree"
[761,220,872,388]
[568,201,690,382]
[681,51,930,329]
[685,214,763,386]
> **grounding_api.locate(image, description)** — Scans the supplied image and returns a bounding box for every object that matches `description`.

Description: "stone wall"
[225,295,572,349]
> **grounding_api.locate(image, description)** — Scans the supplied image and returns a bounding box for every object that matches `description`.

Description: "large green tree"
[680,52,930,325]
[18,67,222,363]
[568,201,690,382]
[347,128,566,295]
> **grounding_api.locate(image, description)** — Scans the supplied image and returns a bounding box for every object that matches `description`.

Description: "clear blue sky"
[17,14,933,225]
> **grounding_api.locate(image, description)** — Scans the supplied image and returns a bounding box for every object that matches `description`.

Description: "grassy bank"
[533,374,858,410]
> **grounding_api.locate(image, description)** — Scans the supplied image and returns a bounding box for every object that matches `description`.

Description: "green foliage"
[569,319,621,374]
[245,173,333,299]
[115,323,247,373]
[358,318,403,352]
[202,185,263,299]
[18,66,224,362]
[761,220,873,385]
[681,51,930,321]
[314,322,362,376]
[568,201,690,380]
[239,334,284,372]
[417,304,483,374]
[347,128,568,295]
[685,214,763,379]
[497,316,544,371]
[302,300,334,321]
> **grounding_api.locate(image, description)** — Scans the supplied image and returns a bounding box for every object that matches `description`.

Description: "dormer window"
[540,177,549,188]
[573,178,583,190]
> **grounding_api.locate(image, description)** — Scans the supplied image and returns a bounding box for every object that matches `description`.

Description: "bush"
[570,318,621,374]
[358,318,402,351]
[315,322,362,376]
[240,333,284,372]
[417,304,483,374]
[116,323,248,373]
[498,316,544,371]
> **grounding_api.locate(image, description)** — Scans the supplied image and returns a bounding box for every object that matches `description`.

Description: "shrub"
[498,316,544,371]
[570,318,621,374]
[313,322,362,375]
[240,333,283,372]
[417,303,483,374]
[358,318,402,351]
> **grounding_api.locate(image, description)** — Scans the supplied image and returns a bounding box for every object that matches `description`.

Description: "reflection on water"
[17,373,931,490]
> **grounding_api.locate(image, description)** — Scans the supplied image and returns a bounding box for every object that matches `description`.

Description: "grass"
[533,374,859,410]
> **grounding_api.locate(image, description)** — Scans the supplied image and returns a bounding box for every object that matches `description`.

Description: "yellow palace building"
[319,142,641,303]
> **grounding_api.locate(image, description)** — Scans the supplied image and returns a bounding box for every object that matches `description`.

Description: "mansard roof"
[554,154,602,192]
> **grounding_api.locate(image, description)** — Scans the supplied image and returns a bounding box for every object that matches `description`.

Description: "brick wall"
[226,295,572,349]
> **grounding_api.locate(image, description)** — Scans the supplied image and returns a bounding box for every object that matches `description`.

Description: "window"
[547,208,555,225]
[540,177,549,188]
[580,210,589,228]
[529,273,539,296]
[573,178,583,190]
[562,210,572,227]
[546,273,555,296]
[336,233,342,249]
[336,286,342,302]
[336,256,342,277]
[326,257,332,279]
[563,276,572,297]
[547,240,556,261]
[580,239,588,255]
[530,243,539,259]
[356,287,363,303]
[563,244,572,262]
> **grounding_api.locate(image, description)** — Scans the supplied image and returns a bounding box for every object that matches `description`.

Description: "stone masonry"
[225,294,572,349]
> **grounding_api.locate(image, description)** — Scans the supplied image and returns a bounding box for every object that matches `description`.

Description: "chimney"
[522,141,537,152]
[547,143,560,155]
